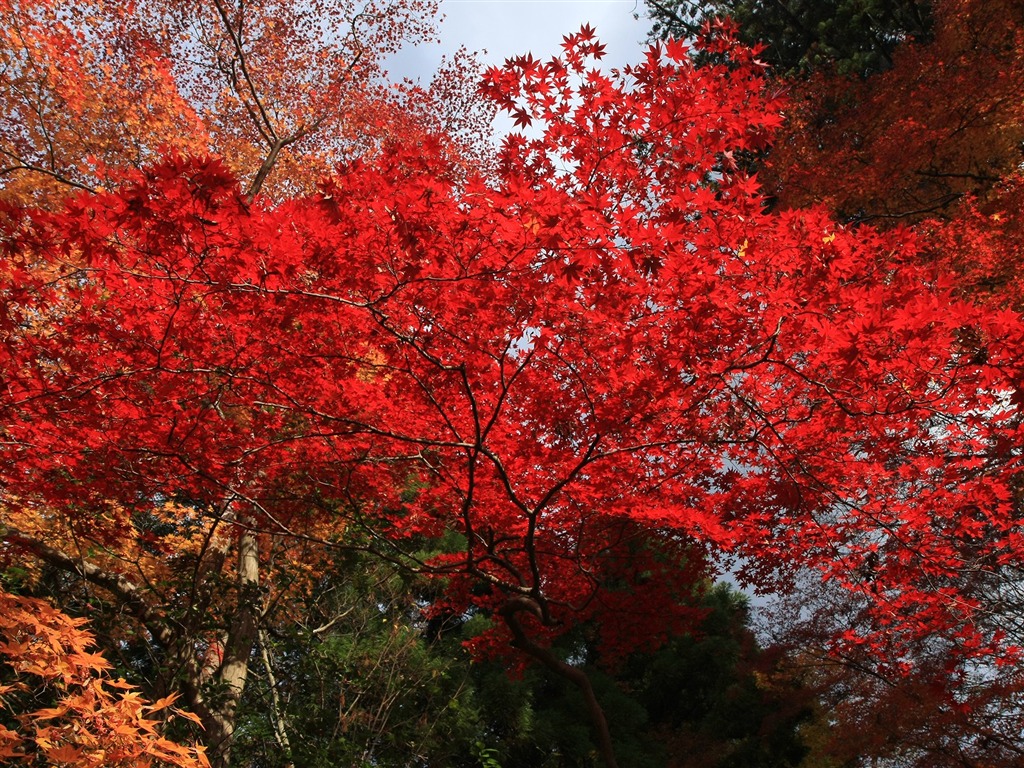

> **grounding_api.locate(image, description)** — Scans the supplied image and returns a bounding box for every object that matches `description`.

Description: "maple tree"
[0,588,208,767]
[4,23,1024,768]
[743,0,1024,223]
[0,0,492,206]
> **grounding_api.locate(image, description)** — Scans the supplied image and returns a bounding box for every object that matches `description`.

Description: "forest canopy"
[3,2,1024,767]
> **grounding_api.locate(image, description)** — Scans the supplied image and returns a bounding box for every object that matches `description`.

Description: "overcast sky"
[388,0,653,87]
[386,0,653,137]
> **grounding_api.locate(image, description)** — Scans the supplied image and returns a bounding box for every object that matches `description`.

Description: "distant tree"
[647,1,1024,224]
[644,0,933,75]
[926,173,1024,307]
[764,0,1024,222]
[620,584,811,768]
[758,574,1024,768]
[228,547,479,768]
[422,582,811,768]
[0,0,492,206]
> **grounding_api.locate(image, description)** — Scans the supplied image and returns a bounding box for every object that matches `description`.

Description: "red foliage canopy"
[2,30,1023,674]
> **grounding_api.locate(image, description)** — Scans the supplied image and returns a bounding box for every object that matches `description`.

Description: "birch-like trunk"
[202,529,261,768]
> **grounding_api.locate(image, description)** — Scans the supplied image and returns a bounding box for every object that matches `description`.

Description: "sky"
[388,0,653,86]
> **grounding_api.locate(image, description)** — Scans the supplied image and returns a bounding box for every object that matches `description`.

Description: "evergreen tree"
[645,0,933,75]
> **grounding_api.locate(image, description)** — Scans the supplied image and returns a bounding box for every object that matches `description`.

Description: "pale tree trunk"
[203,529,261,768]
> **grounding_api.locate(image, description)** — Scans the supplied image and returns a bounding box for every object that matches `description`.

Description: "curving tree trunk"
[500,597,620,768]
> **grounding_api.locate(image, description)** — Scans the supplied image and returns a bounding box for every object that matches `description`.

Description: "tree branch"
[3,526,174,646]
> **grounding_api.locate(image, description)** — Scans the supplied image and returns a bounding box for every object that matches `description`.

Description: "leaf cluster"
[0,588,208,767]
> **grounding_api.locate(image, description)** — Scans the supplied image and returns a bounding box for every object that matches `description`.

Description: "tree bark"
[205,528,261,768]
[499,597,619,768]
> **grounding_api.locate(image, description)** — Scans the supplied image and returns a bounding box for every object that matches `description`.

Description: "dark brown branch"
[499,597,619,768]
[209,0,277,144]
[3,526,175,647]
[0,157,98,195]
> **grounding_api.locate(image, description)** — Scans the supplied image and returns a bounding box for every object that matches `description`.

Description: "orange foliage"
[0,588,208,767]
[765,0,1024,224]
[1,494,336,678]
[0,0,466,205]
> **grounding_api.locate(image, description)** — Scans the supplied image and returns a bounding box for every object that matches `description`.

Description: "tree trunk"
[499,597,619,768]
[204,529,261,768]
